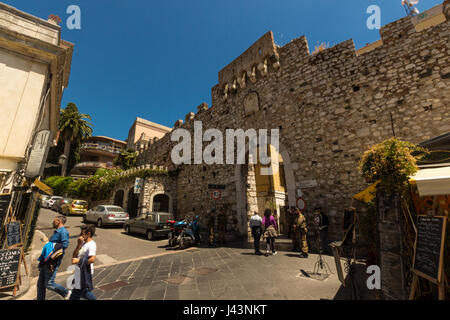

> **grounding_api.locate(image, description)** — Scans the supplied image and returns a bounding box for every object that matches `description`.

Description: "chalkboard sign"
[0,194,11,225]
[6,222,22,247]
[0,248,21,289]
[413,216,447,283]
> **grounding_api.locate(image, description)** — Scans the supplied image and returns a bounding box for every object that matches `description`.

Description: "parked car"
[40,194,50,208]
[52,198,73,213]
[61,199,88,216]
[124,212,174,240]
[84,205,129,228]
[47,196,63,209]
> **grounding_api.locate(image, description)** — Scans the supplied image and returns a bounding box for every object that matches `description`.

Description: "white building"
[0,3,73,193]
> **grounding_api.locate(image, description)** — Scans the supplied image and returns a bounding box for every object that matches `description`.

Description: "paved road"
[38,246,374,300]
[36,208,171,272]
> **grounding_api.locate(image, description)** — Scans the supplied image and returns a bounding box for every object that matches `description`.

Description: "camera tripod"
[313,232,333,275]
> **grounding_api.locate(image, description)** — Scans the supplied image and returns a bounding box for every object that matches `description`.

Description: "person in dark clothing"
[190,215,200,245]
[217,210,227,246]
[37,216,70,300]
[249,211,263,255]
[314,207,330,255]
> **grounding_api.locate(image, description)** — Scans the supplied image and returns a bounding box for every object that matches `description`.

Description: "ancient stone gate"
[136,2,450,241]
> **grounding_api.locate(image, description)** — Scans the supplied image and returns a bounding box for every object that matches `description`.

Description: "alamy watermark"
[171,121,279,175]
[366,5,381,30]
[66,5,81,30]
[366,265,381,290]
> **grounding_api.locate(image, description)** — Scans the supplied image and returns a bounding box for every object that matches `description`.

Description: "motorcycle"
[167,218,199,248]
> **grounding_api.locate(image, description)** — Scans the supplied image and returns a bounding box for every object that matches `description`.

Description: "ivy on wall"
[45,167,170,201]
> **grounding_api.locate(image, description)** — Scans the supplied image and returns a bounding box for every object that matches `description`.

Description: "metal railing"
[80,143,123,154]
[74,161,114,169]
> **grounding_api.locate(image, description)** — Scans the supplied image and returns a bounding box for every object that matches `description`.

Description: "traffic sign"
[211,190,221,200]
[296,197,306,210]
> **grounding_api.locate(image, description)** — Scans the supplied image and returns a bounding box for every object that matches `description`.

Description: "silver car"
[84,205,129,228]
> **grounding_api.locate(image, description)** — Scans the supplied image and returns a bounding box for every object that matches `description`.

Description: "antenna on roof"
[402,0,420,17]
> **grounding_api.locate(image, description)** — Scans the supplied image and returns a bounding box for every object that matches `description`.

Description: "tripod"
[313,231,332,275]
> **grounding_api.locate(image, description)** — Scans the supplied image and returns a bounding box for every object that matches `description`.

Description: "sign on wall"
[134,177,142,194]
[25,130,52,178]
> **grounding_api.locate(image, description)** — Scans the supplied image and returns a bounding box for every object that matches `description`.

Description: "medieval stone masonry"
[120,2,450,242]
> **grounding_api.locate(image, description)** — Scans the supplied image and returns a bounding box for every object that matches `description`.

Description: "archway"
[149,192,173,213]
[127,188,139,218]
[114,190,124,208]
[235,140,296,239]
[152,194,170,213]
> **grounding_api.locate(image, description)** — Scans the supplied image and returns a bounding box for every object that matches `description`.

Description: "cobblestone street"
[40,245,373,300]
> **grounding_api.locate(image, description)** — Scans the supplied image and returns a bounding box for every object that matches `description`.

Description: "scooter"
[167,219,200,249]
[168,219,197,248]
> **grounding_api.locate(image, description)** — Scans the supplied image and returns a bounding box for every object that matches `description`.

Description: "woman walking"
[262,209,278,256]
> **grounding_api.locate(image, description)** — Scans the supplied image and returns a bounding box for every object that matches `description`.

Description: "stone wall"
[106,167,177,217]
[137,2,450,241]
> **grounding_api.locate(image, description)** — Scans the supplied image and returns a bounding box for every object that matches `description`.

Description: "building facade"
[0,3,73,247]
[70,136,127,178]
[127,117,172,152]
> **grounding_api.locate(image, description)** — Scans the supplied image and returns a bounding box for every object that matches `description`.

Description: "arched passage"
[153,194,170,212]
[127,188,139,218]
[235,140,297,238]
[149,192,173,213]
[114,190,124,208]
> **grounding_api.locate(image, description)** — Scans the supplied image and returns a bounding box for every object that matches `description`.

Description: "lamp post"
[58,154,67,176]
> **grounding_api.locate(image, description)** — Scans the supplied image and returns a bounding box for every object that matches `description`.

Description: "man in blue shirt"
[37,216,70,300]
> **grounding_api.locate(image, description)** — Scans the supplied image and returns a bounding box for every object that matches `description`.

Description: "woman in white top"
[69,224,97,300]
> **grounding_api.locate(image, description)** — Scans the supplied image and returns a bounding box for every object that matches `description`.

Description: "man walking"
[37,216,70,300]
[295,208,309,258]
[291,208,300,251]
[249,211,263,255]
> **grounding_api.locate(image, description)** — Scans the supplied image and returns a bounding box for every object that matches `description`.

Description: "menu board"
[0,194,11,226]
[0,248,21,289]
[6,222,22,247]
[413,216,447,283]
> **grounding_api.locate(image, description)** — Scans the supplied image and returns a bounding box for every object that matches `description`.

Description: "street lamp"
[58,154,67,165]
[58,154,67,176]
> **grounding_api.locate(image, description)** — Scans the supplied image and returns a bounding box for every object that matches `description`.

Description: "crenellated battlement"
[137,1,449,171]
[211,2,449,101]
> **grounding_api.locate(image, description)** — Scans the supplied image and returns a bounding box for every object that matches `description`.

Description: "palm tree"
[59,103,93,176]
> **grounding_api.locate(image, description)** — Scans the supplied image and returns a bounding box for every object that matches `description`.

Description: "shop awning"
[353,181,380,203]
[410,166,450,196]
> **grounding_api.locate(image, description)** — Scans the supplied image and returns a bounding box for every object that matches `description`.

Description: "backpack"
[39,242,64,271]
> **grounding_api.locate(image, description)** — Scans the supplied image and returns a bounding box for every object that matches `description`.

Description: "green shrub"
[44,176,73,196]
[359,138,428,192]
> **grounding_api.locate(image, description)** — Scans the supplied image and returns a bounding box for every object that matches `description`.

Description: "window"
[97,206,105,212]
[146,214,155,222]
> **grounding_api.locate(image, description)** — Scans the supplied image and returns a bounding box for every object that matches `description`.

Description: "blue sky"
[6,0,443,141]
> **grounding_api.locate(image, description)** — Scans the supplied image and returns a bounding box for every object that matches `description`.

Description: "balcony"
[73,161,114,170]
[80,143,123,155]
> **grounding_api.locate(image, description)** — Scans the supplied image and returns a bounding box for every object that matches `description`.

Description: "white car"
[40,195,51,208]
[47,196,63,209]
